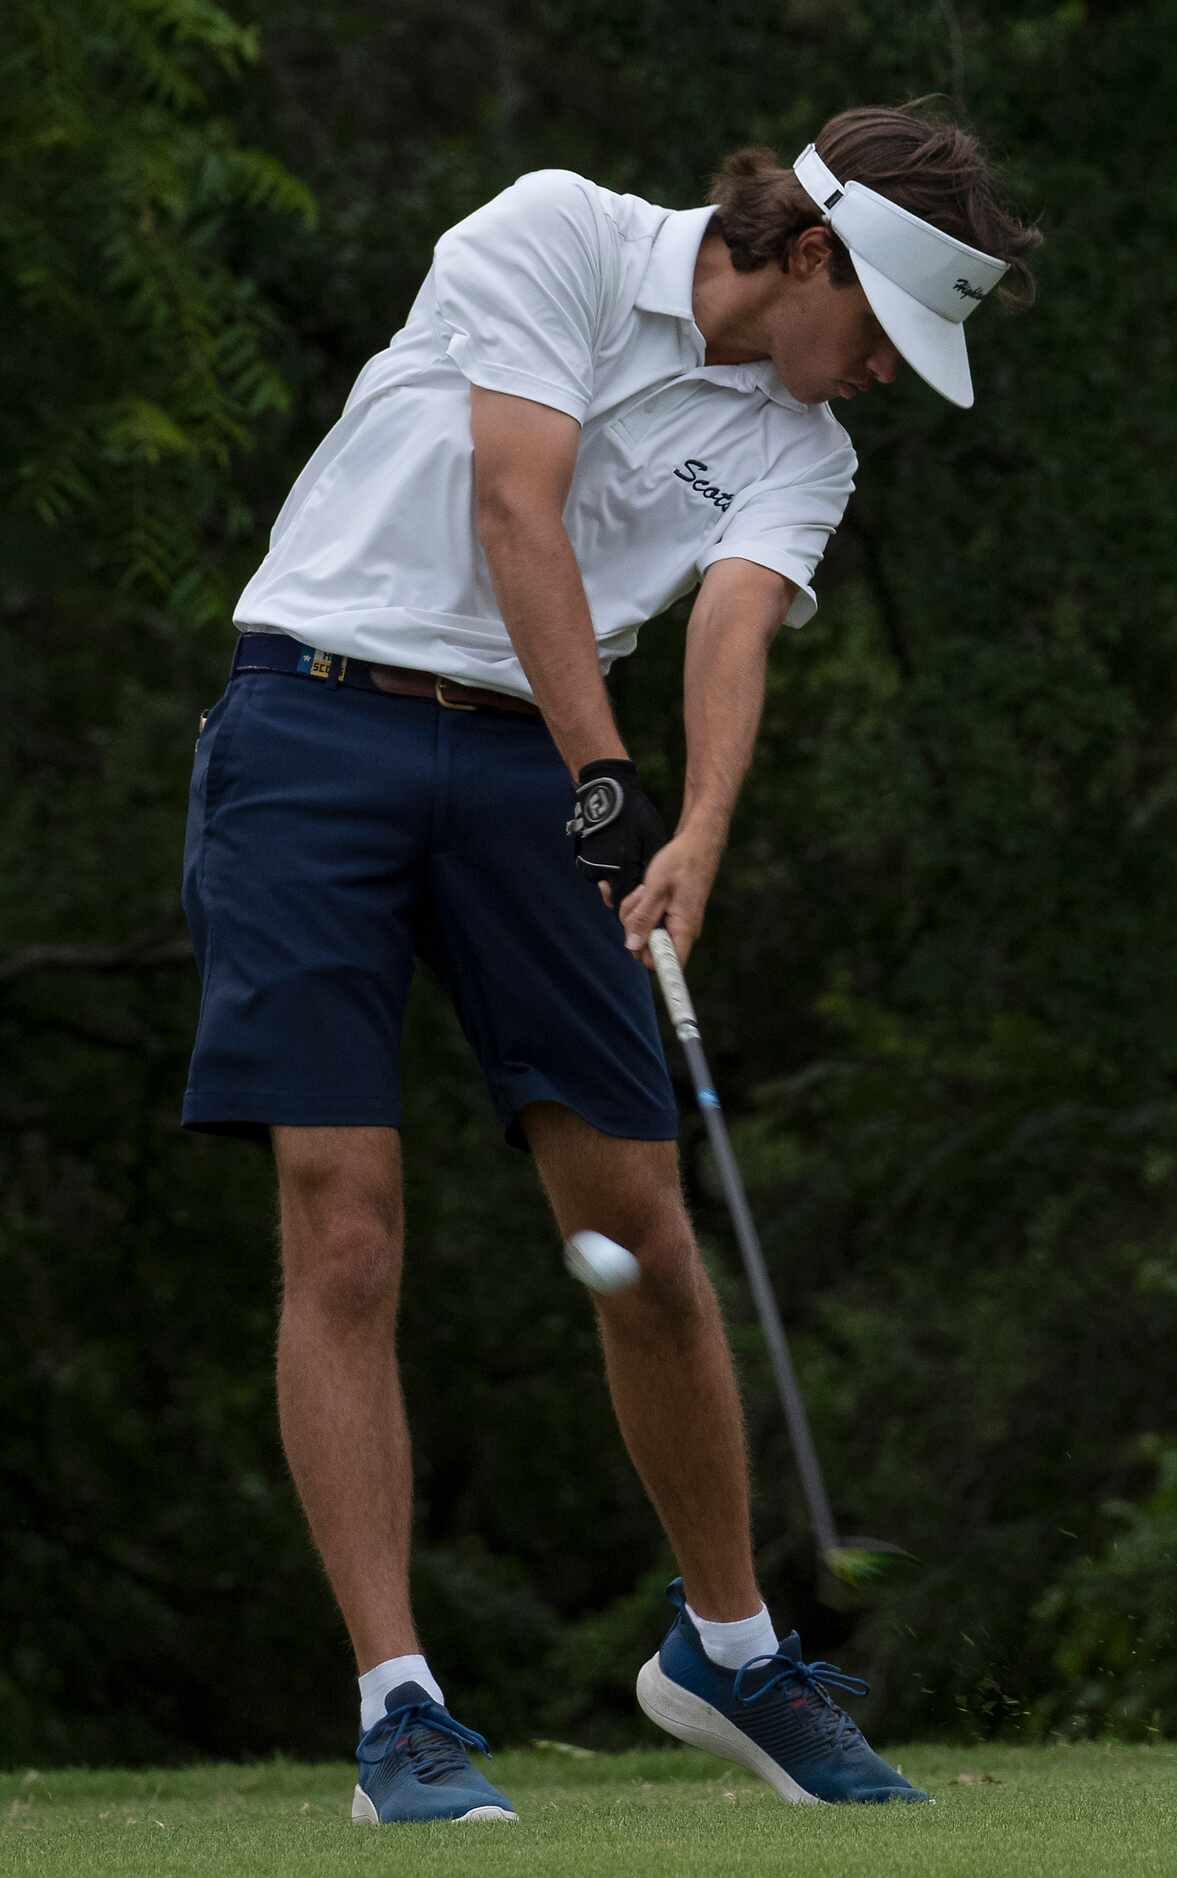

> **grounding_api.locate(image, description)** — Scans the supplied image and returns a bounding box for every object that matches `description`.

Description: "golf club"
[649,927,912,1592]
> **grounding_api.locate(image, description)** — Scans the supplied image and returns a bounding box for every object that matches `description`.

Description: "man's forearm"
[679,607,775,851]
[478,510,626,776]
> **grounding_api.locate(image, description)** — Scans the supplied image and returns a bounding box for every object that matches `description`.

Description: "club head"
[817,1537,918,1608]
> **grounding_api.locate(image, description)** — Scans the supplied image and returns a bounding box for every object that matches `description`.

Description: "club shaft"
[650,931,839,1559]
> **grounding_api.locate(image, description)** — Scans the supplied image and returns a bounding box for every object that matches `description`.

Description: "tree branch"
[0,935,193,984]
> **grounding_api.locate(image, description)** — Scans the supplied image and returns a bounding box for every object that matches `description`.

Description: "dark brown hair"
[707,100,1041,309]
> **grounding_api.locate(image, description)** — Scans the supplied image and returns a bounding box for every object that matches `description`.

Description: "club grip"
[649,928,699,1038]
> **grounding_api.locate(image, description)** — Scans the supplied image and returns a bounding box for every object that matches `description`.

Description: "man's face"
[764,264,902,407]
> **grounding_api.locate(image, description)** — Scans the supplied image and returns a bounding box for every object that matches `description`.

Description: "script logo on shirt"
[673,459,734,514]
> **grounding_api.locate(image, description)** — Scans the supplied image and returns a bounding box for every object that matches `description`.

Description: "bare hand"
[599,831,721,971]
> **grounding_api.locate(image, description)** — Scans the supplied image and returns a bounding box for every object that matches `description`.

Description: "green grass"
[4,1742,1176,1876]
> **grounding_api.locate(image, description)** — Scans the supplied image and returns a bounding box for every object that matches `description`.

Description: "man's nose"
[867,341,900,385]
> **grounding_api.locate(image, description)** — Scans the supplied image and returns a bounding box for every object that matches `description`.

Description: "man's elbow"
[475,487,570,549]
[475,479,547,531]
[692,559,797,643]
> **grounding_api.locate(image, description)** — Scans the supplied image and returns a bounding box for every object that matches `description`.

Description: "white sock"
[359,1654,445,1733]
[686,1600,779,1671]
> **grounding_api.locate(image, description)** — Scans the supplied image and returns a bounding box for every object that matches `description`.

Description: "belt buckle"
[435,675,476,712]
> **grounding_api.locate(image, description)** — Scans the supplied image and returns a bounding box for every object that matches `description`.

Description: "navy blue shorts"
[180,637,678,1151]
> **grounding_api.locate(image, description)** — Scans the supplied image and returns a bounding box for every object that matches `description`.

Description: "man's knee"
[525,1104,705,1321]
[273,1125,404,1316]
[593,1190,710,1331]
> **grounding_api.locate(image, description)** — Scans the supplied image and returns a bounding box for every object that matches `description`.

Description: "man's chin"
[771,369,838,406]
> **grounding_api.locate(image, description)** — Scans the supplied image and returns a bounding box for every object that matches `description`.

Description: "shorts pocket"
[181,682,249,915]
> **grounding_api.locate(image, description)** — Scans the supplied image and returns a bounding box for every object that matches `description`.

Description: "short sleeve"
[697,442,857,627]
[431,170,609,425]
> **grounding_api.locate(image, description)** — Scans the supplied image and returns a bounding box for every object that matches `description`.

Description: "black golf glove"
[566,759,667,906]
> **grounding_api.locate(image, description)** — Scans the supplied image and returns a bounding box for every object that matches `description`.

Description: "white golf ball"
[563,1230,641,1295]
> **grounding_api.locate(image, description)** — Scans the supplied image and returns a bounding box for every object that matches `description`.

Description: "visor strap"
[793,143,847,223]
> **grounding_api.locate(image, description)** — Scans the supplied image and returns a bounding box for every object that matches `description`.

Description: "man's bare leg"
[523,1101,762,1620]
[272,1124,418,1673]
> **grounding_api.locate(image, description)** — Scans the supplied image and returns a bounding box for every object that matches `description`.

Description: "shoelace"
[357,1697,492,1782]
[733,1650,871,1752]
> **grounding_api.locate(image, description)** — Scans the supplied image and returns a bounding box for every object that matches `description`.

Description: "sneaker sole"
[351,1785,517,1824]
[636,1656,822,1805]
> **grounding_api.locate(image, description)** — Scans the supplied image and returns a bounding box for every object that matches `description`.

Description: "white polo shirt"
[234,169,857,699]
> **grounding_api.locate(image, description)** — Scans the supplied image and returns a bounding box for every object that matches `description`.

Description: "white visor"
[793,143,1009,408]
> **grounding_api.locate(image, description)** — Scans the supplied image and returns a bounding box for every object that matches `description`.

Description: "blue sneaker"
[636,1579,928,1805]
[351,1680,518,1824]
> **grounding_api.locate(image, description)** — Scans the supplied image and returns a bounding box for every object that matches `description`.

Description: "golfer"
[181,103,1038,1821]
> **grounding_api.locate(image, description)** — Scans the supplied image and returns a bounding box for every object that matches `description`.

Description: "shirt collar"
[634,206,716,320]
[635,207,806,412]
[748,361,807,412]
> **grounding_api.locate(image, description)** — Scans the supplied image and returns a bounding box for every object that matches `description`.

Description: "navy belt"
[230,634,542,718]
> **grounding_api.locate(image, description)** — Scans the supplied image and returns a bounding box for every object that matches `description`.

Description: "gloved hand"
[566,759,668,907]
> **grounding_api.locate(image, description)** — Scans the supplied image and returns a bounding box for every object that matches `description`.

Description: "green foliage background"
[3,0,1175,1764]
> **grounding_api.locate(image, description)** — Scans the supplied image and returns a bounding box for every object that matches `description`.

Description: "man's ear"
[789,224,836,279]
